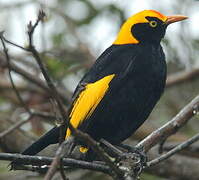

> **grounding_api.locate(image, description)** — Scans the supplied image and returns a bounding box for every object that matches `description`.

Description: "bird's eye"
[149,21,158,28]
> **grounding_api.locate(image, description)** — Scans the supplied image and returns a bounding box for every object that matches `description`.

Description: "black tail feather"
[22,126,60,156]
[10,126,60,170]
[10,126,61,170]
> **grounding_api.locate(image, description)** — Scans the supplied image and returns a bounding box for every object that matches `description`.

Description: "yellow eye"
[149,21,158,27]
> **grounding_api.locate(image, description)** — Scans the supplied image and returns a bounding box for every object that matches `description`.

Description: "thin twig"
[1,12,121,179]
[0,152,110,174]
[2,36,29,51]
[147,133,199,167]
[32,110,59,122]
[166,68,199,88]
[73,130,124,178]
[146,150,199,179]
[0,49,71,104]
[59,159,69,180]
[44,137,74,180]
[136,95,199,152]
[25,11,123,180]
[0,118,30,138]
[163,142,199,157]
[27,10,45,46]
[26,10,69,143]
[1,10,142,179]
[0,32,31,114]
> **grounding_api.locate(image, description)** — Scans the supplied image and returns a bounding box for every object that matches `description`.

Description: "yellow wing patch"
[65,74,115,138]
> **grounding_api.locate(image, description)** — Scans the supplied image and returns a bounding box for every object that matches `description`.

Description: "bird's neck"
[139,40,161,47]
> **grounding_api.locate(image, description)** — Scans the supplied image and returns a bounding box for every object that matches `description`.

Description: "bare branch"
[0,118,30,139]
[146,150,199,180]
[23,11,125,180]
[0,109,55,140]
[44,137,75,180]
[166,68,199,88]
[73,131,125,179]
[163,142,199,158]
[59,159,69,180]
[0,55,71,104]
[2,36,29,51]
[26,11,70,146]
[0,11,125,180]
[2,7,198,180]
[0,152,110,174]
[147,132,199,167]
[136,95,199,152]
[27,10,46,46]
[0,32,32,114]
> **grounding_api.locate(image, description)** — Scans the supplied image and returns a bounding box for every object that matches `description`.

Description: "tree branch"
[0,152,110,174]
[163,142,199,158]
[1,8,198,180]
[146,150,199,180]
[0,118,30,139]
[6,10,126,180]
[136,95,199,152]
[0,55,70,104]
[166,68,199,88]
[147,132,199,167]
[0,32,32,115]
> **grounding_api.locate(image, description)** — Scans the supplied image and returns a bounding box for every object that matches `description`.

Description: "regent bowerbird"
[12,10,188,161]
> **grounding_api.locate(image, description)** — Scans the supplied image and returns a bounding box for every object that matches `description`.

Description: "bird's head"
[113,10,188,45]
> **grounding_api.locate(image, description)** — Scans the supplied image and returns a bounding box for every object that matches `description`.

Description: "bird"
[15,10,188,158]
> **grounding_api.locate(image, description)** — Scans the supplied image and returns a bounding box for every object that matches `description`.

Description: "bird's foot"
[115,146,147,177]
[99,139,147,176]
[116,152,143,177]
[117,144,147,167]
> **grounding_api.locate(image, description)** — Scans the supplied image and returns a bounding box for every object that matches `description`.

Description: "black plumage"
[77,43,166,144]
[21,43,166,156]
[14,10,187,158]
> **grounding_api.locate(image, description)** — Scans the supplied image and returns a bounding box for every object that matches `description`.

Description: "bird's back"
[77,43,167,144]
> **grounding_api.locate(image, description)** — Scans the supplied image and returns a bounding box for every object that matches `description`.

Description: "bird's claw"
[118,144,147,166]
[116,152,145,177]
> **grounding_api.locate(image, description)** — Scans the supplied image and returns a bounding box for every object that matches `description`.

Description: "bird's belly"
[81,67,166,144]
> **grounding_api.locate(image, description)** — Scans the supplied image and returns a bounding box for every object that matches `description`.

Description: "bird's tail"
[10,126,61,170]
[22,126,61,156]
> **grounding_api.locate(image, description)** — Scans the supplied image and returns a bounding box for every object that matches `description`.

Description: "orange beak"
[166,15,188,25]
